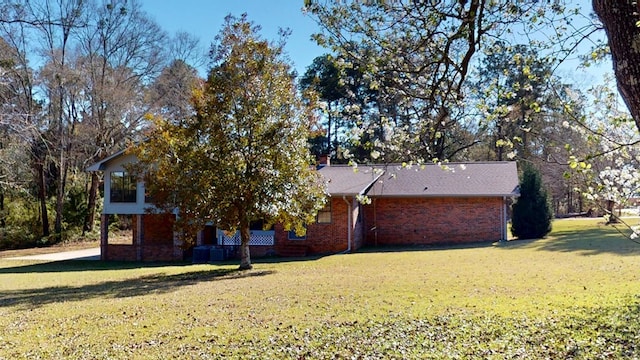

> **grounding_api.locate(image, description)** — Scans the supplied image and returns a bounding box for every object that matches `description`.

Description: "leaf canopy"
[133,14,327,243]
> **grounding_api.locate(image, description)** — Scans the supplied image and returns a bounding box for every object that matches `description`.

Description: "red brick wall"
[104,244,137,261]
[141,214,175,245]
[141,245,181,261]
[363,197,504,246]
[107,214,180,261]
[274,197,350,255]
[103,244,181,261]
[103,196,504,261]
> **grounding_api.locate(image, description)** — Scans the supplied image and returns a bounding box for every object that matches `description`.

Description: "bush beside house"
[511,163,553,239]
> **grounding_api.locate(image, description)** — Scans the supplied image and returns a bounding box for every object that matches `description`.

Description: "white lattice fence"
[217,230,275,246]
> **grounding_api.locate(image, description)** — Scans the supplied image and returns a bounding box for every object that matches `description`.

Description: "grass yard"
[2,218,640,359]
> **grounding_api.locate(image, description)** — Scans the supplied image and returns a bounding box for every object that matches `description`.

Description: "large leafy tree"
[475,42,554,161]
[304,0,562,163]
[300,55,344,157]
[303,0,640,165]
[134,14,326,270]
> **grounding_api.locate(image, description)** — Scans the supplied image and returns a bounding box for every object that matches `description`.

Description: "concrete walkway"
[6,247,100,261]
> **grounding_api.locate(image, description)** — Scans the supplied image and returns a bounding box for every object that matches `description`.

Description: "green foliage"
[299,54,346,156]
[62,185,88,229]
[305,0,574,164]
[0,197,42,250]
[511,163,553,239]
[475,42,558,161]
[133,14,326,269]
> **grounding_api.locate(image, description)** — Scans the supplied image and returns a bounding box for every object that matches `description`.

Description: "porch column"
[100,214,109,261]
[196,230,203,246]
[173,215,183,260]
[135,214,143,261]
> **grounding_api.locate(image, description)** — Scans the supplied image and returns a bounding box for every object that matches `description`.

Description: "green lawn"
[1,218,640,359]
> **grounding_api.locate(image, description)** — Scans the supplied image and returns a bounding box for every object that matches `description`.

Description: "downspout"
[343,196,352,253]
[501,196,507,242]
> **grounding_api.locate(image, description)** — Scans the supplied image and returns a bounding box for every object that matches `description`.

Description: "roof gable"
[86,148,129,172]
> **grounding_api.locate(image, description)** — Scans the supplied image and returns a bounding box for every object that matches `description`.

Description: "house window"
[110,171,137,203]
[317,200,331,223]
[288,226,307,240]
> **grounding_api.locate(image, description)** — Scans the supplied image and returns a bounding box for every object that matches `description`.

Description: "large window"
[316,200,332,224]
[110,171,137,203]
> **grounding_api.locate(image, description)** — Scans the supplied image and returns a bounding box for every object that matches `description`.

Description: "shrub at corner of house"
[511,164,553,240]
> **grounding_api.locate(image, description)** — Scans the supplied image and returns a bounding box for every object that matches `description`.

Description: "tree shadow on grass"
[355,240,496,254]
[0,265,274,310]
[0,260,193,273]
[498,225,640,256]
[0,253,329,274]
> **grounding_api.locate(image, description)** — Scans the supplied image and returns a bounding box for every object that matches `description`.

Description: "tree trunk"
[83,172,100,234]
[593,0,640,130]
[605,199,619,224]
[327,102,332,155]
[54,148,67,243]
[37,162,50,237]
[238,217,252,270]
[0,185,4,228]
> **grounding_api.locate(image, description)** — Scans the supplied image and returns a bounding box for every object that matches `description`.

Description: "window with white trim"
[316,200,332,223]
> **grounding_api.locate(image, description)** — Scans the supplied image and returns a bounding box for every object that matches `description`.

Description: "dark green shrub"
[511,163,553,239]
[63,185,88,228]
[0,198,42,249]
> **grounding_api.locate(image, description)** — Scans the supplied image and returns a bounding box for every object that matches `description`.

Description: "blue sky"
[139,0,611,88]
[139,0,325,76]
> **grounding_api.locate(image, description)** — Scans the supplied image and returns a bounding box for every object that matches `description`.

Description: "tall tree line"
[301,0,634,215]
[0,0,201,246]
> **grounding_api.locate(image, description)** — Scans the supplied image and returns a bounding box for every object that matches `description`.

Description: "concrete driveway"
[6,247,100,261]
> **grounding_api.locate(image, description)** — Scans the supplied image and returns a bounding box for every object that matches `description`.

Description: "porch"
[192,229,276,263]
[99,213,182,262]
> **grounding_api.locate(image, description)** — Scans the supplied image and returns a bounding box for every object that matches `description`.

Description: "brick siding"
[274,197,351,255]
[103,244,137,261]
[103,213,181,261]
[363,197,503,246]
[132,214,175,245]
[102,196,505,261]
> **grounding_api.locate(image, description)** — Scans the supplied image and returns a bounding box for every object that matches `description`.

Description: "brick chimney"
[317,154,330,168]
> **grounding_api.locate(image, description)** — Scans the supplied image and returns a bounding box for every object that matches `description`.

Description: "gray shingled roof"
[317,165,383,196]
[320,162,519,198]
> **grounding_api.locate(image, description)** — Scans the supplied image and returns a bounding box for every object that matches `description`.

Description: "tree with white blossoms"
[591,165,640,222]
[304,0,584,165]
[563,78,640,232]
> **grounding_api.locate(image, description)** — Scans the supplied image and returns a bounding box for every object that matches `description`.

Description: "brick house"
[361,163,519,247]
[87,151,519,261]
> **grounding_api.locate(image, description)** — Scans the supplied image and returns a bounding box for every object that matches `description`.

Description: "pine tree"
[511,163,553,239]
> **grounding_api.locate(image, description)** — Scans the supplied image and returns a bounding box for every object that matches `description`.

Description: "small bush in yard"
[511,163,552,239]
